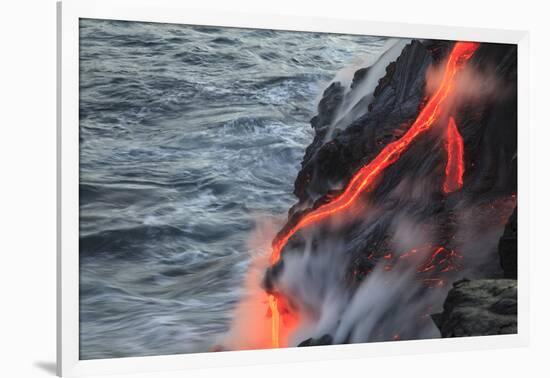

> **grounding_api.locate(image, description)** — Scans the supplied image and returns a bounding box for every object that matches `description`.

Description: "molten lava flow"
[443,117,465,193]
[417,246,463,273]
[268,294,280,348]
[266,41,480,348]
[269,42,479,266]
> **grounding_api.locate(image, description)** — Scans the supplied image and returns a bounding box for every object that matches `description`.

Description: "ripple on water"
[79,18,387,359]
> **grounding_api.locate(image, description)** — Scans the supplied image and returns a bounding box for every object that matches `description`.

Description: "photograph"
[8,0,550,377]
[78,18,517,360]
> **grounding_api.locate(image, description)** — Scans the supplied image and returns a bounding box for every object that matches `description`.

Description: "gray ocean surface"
[79,18,386,359]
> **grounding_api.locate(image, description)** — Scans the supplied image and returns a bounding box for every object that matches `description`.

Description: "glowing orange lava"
[417,246,463,273]
[266,41,480,348]
[443,117,465,193]
[267,294,280,347]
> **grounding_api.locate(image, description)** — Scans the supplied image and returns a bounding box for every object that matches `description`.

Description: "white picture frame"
[57,0,530,376]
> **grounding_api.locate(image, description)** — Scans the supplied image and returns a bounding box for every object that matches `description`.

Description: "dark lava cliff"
[267,39,518,344]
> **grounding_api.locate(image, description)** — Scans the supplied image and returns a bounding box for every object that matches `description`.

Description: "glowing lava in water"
[443,116,465,193]
[267,294,280,347]
[266,41,480,348]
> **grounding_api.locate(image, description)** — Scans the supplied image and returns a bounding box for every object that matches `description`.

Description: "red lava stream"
[443,116,465,193]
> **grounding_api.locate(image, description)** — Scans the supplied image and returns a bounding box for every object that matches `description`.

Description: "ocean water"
[79,18,386,359]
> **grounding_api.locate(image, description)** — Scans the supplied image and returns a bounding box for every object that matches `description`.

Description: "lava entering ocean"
[263,41,480,348]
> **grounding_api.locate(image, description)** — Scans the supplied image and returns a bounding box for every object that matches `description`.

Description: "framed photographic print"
[57,0,529,376]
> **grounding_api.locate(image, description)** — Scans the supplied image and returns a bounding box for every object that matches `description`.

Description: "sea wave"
[79,18,387,359]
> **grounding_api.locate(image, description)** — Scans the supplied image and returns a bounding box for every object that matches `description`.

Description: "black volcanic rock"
[350,66,370,90]
[423,39,454,64]
[297,334,333,347]
[294,40,434,206]
[432,206,518,339]
[499,207,518,279]
[432,279,517,337]
[310,82,345,131]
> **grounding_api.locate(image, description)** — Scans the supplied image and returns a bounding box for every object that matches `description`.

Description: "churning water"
[79,18,386,359]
